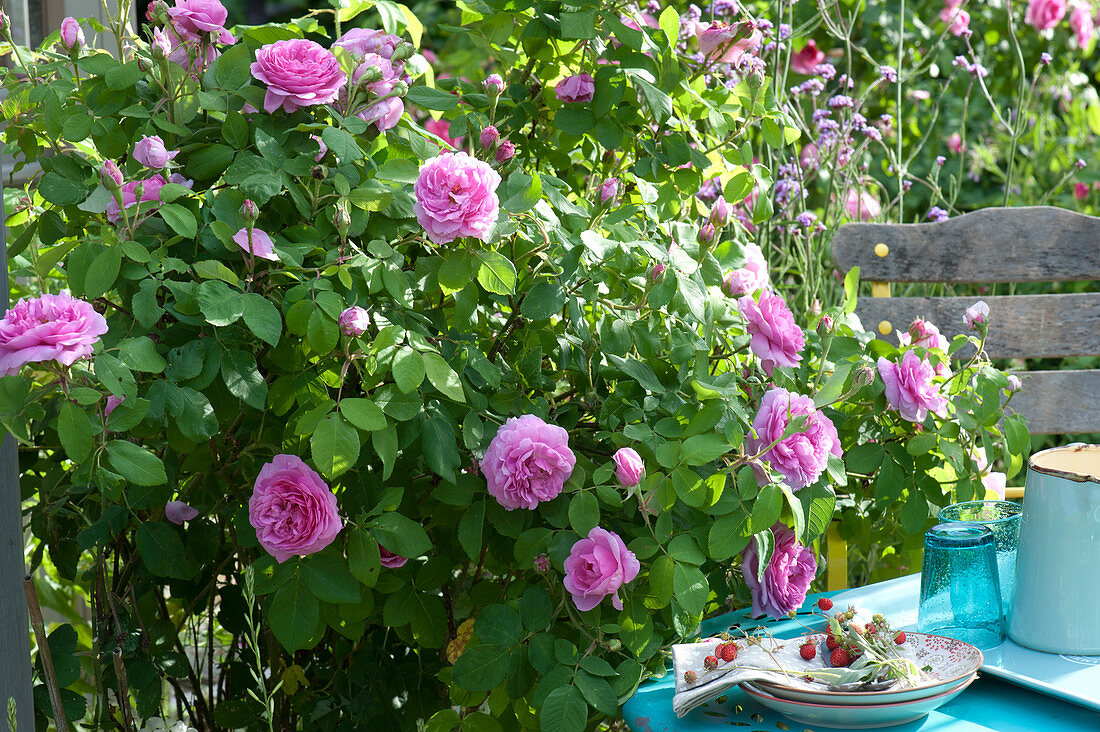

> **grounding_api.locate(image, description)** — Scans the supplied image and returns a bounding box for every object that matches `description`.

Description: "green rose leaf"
[106,440,167,486]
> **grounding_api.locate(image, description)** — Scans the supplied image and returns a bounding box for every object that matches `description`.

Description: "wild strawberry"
[817,597,834,611]
[684,670,698,684]
[830,647,852,667]
[894,631,906,645]
[718,643,738,662]
[799,642,817,660]
[704,655,719,670]
[825,634,839,651]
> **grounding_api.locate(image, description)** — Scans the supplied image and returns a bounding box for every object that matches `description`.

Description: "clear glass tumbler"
[938,500,1022,622]
[919,523,1005,649]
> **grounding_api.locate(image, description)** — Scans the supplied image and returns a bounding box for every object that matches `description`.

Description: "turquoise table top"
[622,576,1100,732]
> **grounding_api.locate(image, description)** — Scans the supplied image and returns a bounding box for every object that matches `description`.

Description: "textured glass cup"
[938,500,1021,622]
[919,523,1005,649]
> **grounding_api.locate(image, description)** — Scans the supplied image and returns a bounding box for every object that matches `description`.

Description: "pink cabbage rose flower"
[101,160,124,190]
[424,118,464,148]
[166,0,236,44]
[612,447,644,487]
[696,20,762,64]
[563,527,640,611]
[481,415,576,510]
[379,545,408,568]
[748,387,842,491]
[741,523,817,618]
[0,293,108,376]
[555,73,595,103]
[877,351,949,423]
[413,152,501,244]
[480,125,499,149]
[249,454,343,563]
[232,227,279,261]
[338,306,370,337]
[251,39,347,114]
[739,290,805,375]
[964,300,989,329]
[484,73,505,95]
[165,500,200,525]
[133,135,179,170]
[60,17,84,50]
[842,188,881,220]
[710,196,733,227]
[791,40,824,75]
[494,140,516,163]
[722,243,769,297]
[972,447,1007,500]
[106,174,167,223]
[939,4,971,36]
[1025,0,1067,30]
[1070,3,1095,45]
[334,28,402,60]
[947,133,965,154]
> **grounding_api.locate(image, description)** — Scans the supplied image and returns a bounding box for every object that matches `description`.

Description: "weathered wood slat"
[856,293,1100,359]
[833,206,1100,283]
[1007,370,1100,435]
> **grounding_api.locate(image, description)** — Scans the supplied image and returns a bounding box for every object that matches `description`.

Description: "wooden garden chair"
[823,205,1100,589]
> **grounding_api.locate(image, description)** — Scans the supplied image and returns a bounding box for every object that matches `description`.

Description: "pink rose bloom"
[133,135,179,170]
[939,5,971,36]
[249,454,343,563]
[1007,374,1023,392]
[168,173,194,189]
[251,39,347,114]
[739,290,804,375]
[599,177,619,204]
[555,73,595,103]
[613,447,644,487]
[60,17,84,50]
[877,351,949,423]
[151,27,172,60]
[964,300,989,329]
[972,447,1007,500]
[947,133,965,154]
[1076,182,1090,200]
[1070,3,1095,45]
[361,96,404,133]
[741,523,817,618]
[106,174,167,223]
[424,118,463,148]
[334,28,402,60]
[563,527,640,611]
[748,387,842,491]
[379,545,408,568]
[339,306,370,337]
[1026,0,1067,30]
[843,188,881,220]
[101,160,124,189]
[414,152,501,244]
[791,40,824,75]
[166,0,235,44]
[710,196,733,227]
[0,293,108,376]
[482,415,576,510]
[495,140,516,163]
[232,227,279,261]
[484,74,505,95]
[696,21,762,64]
[722,243,769,297]
[165,500,200,524]
[105,394,125,419]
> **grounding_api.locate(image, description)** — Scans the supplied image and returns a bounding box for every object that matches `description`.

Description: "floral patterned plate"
[755,632,983,705]
[741,674,977,729]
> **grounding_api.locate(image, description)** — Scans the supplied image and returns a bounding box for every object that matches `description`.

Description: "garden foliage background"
[0,0,1092,729]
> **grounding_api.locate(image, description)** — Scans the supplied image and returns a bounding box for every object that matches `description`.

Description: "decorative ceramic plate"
[741,674,977,729]
[755,632,983,705]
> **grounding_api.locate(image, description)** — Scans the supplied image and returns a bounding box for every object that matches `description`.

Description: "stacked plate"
[740,632,984,729]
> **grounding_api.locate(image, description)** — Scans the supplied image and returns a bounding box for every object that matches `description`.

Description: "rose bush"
[0,0,1028,729]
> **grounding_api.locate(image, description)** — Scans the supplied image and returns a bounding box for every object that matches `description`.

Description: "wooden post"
[0,172,35,730]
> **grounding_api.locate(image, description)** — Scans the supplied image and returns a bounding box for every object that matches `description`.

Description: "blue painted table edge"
[622,576,1100,732]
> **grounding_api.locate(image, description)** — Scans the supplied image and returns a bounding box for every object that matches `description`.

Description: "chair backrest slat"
[833,206,1100,283]
[856,293,1100,359]
[1007,370,1100,434]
